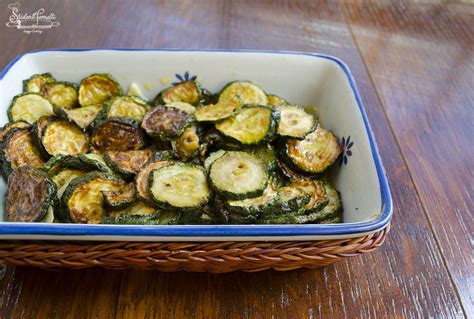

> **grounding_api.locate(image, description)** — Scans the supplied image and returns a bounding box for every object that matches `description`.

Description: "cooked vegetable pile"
[1,72,343,225]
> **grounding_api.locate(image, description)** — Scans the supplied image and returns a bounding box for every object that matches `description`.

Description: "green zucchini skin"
[215,105,280,145]
[154,80,201,106]
[78,73,122,107]
[245,144,278,172]
[208,151,268,200]
[141,106,194,139]
[91,117,147,152]
[100,211,181,225]
[8,93,54,124]
[23,73,55,93]
[78,153,116,176]
[5,166,57,222]
[290,178,328,214]
[154,150,177,161]
[53,104,104,131]
[42,154,84,175]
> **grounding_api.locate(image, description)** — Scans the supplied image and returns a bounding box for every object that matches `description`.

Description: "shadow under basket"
[0,225,389,272]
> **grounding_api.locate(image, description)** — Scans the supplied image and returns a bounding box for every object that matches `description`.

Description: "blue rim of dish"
[0,48,392,238]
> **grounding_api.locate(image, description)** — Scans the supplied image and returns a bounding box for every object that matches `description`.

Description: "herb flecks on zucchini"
[23,73,55,93]
[209,151,268,200]
[149,163,210,209]
[215,105,278,145]
[41,119,89,156]
[156,80,200,105]
[91,117,146,152]
[141,106,193,138]
[41,81,78,109]
[5,166,56,222]
[78,74,122,107]
[284,127,342,174]
[1,128,44,176]
[8,93,54,124]
[104,148,154,178]
[105,96,150,122]
[276,105,315,139]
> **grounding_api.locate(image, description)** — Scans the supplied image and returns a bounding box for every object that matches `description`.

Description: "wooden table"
[0,1,472,318]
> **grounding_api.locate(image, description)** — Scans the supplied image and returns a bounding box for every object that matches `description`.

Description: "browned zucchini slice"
[219,81,268,106]
[108,201,157,218]
[104,148,154,178]
[54,104,103,130]
[5,166,56,222]
[135,160,174,205]
[60,172,124,223]
[195,98,240,123]
[166,101,196,114]
[0,120,30,142]
[41,119,89,156]
[290,178,328,213]
[149,163,210,209]
[105,96,150,122]
[52,168,85,198]
[23,73,55,93]
[267,94,288,106]
[102,183,137,210]
[171,125,200,160]
[91,117,146,152]
[41,81,78,109]
[1,128,44,176]
[8,93,54,124]
[78,73,122,106]
[141,106,193,138]
[215,105,279,145]
[283,127,342,174]
[275,105,316,139]
[155,80,200,105]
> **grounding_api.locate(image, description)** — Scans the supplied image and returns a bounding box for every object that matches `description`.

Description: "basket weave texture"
[0,225,389,272]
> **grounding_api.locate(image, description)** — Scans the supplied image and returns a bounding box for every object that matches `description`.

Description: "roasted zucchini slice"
[203,149,226,171]
[0,120,30,142]
[102,183,137,210]
[283,127,342,174]
[41,81,78,109]
[275,105,316,139]
[246,144,277,172]
[91,117,146,152]
[23,73,55,93]
[135,160,174,205]
[60,172,124,223]
[104,96,150,122]
[5,166,56,222]
[1,128,44,176]
[218,81,268,106]
[8,93,54,124]
[171,125,200,160]
[155,80,200,105]
[290,178,328,213]
[267,94,288,106]
[108,201,157,217]
[307,181,342,223]
[78,73,122,107]
[141,106,193,139]
[215,105,279,145]
[154,150,177,161]
[194,97,240,122]
[104,148,154,178]
[258,187,311,224]
[166,101,196,114]
[209,151,268,200]
[54,104,103,130]
[79,153,115,175]
[101,214,162,225]
[149,163,210,209]
[41,119,89,156]
[52,168,85,198]
[43,154,84,175]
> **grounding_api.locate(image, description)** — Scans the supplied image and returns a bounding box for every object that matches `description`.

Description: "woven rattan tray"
[0,225,389,272]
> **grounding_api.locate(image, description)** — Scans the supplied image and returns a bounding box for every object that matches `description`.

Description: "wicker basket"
[0,225,389,272]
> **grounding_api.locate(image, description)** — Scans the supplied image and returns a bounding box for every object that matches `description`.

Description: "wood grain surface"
[0,0,472,318]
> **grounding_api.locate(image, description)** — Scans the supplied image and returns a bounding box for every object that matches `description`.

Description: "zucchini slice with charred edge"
[246,144,277,172]
[5,166,56,222]
[104,149,154,178]
[41,81,78,109]
[79,153,115,175]
[102,183,137,210]
[91,117,146,152]
[166,101,196,114]
[8,93,54,124]
[60,172,124,223]
[0,120,30,142]
[195,98,240,123]
[78,73,122,107]
[141,106,193,139]
[209,151,268,200]
[267,94,288,106]
[149,163,210,210]
[215,105,279,145]
[23,73,55,93]
[52,168,85,199]
[304,181,342,223]
[203,149,226,172]
[171,125,200,160]
[155,80,200,105]
[135,160,174,205]
[104,96,150,122]
[43,154,84,174]
[54,104,103,130]
[1,128,45,176]
[282,127,342,174]
[275,105,316,139]
[218,81,268,107]
[290,178,328,213]
[41,119,90,156]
